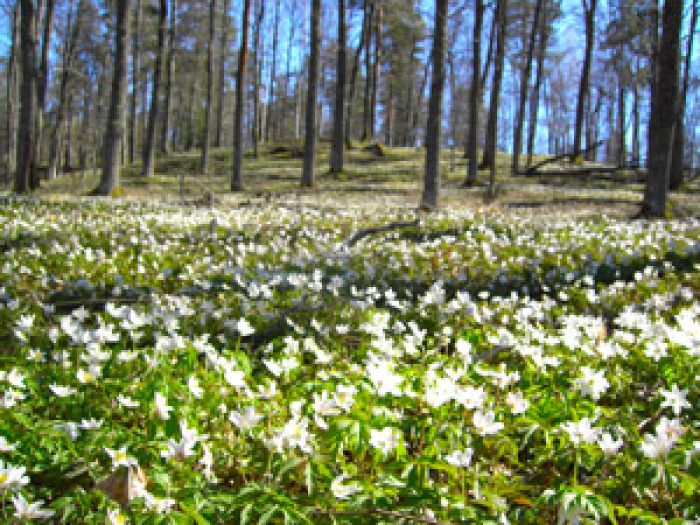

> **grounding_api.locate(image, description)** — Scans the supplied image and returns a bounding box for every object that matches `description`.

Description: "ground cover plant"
[0,197,699,524]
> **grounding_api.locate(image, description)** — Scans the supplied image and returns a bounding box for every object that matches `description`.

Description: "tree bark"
[215,0,230,147]
[330,0,347,173]
[345,2,368,144]
[141,0,167,178]
[481,0,507,171]
[6,4,19,186]
[231,0,251,191]
[512,0,543,175]
[362,0,374,141]
[129,0,141,163]
[251,0,264,159]
[370,1,382,140]
[16,0,38,194]
[96,0,131,195]
[302,0,321,188]
[201,0,217,174]
[573,0,597,160]
[669,0,697,189]
[160,0,176,154]
[35,0,54,172]
[285,0,296,139]
[47,0,83,181]
[527,0,549,167]
[632,66,640,165]
[617,77,626,166]
[265,0,280,143]
[421,0,448,209]
[464,0,484,186]
[642,0,682,217]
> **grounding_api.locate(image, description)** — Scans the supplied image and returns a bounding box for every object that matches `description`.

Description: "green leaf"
[180,502,209,525]
[240,503,254,525]
[305,461,314,496]
[258,505,279,525]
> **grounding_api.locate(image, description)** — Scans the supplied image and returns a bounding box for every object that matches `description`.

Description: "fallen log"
[346,218,420,247]
[536,165,645,182]
[523,140,605,176]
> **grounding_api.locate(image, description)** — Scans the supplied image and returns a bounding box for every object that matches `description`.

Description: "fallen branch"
[536,166,643,179]
[475,344,511,363]
[346,219,420,247]
[523,140,605,176]
[48,295,150,314]
[241,302,323,350]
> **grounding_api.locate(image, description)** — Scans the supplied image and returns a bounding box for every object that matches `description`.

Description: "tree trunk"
[129,0,141,163]
[370,1,382,140]
[481,8,497,91]
[215,0,230,147]
[330,0,347,173]
[161,0,176,154]
[79,85,90,180]
[481,0,507,171]
[16,0,39,194]
[231,0,251,191]
[285,0,296,139]
[411,60,430,146]
[362,0,374,141]
[421,0,448,209]
[65,112,73,169]
[632,71,640,165]
[6,5,19,186]
[96,0,131,195]
[617,78,625,166]
[47,0,83,181]
[512,0,542,175]
[186,68,197,150]
[669,0,696,189]
[35,0,54,173]
[345,3,367,144]
[251,0,264,159]
[385,78,394,145]
[265,0,280,143]
[201,0,217,174]
[302,0,321,188]
[464,0,484,186]
[141,0,167,178]
[642,0,682,217]
[573,0,596,160]
[527,0,549,167]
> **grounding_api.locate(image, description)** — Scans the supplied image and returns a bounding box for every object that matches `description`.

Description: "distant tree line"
[0,0,696,216]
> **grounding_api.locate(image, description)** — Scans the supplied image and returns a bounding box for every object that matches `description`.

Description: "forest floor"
[2,145,700,523]
[32,143,700,218]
